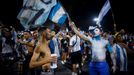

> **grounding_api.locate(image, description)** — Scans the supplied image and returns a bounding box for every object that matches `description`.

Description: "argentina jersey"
[113,44,127,71]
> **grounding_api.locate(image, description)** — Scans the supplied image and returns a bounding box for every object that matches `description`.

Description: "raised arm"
[55,31,61,38]
[69,21,91,43]
[18,39,34,47]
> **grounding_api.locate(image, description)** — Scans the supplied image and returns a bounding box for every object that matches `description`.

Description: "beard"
[46,35,51,40]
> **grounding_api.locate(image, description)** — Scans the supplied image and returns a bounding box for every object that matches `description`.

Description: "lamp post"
[114,23,116,32]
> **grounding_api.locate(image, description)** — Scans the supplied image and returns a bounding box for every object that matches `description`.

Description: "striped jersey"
[113,43,127,71]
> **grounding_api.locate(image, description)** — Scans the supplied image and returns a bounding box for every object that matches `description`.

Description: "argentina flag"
[49,2,67,26]
[96,0,111,25]
[113,44,127,71]
[17,0,57,29]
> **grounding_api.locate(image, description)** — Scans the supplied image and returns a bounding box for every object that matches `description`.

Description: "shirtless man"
[29,27,57,73]
[69,21,116,75]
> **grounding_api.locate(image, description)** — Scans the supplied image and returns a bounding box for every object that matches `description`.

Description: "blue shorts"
[88,61,110,75]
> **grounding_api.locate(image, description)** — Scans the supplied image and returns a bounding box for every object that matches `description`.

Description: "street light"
[93,17,99,22]
[93,17,101,27]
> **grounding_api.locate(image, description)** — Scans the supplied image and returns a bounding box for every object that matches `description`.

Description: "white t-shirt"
[52,37,60,58]
[69,35,81,52]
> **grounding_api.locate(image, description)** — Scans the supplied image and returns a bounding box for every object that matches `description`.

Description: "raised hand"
[69,21,75,27]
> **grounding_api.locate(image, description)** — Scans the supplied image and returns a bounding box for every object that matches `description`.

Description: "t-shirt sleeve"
[87,36,92,43]
[69,38,73,46]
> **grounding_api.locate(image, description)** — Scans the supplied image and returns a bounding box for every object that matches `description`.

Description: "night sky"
[0,0,133,32]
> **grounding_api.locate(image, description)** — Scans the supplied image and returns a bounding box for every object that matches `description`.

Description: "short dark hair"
[24,30,32,35]
[38,26,51,35]
[39,26,50,32]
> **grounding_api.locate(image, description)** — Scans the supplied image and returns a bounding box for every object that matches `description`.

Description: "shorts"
[71,51,82,64]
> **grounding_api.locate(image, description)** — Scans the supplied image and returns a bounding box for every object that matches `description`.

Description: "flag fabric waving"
[17,0,57,29]
[96,0,111,25]
[49,2,67,26]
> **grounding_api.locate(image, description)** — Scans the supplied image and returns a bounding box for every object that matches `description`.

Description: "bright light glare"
[93,18,98,22]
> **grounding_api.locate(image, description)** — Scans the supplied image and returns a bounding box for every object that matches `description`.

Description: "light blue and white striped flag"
[96,0,111,25]
[49,2,67,26]
[17,0,57,29]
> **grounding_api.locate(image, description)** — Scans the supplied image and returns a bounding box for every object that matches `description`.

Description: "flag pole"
[108,0,116,32]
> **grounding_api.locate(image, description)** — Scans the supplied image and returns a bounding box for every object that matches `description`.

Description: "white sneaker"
[81,63,83,66]
[79,69,82,74]
[72,72,75,75]
[76,64,79,68]
[61,61,65,64]
[64,60,66,63]
[74,72,77,75]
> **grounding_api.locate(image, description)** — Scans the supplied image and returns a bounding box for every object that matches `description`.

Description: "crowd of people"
[0,21,134,75]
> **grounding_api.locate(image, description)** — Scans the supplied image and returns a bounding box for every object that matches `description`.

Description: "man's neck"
[94,35,101,40]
